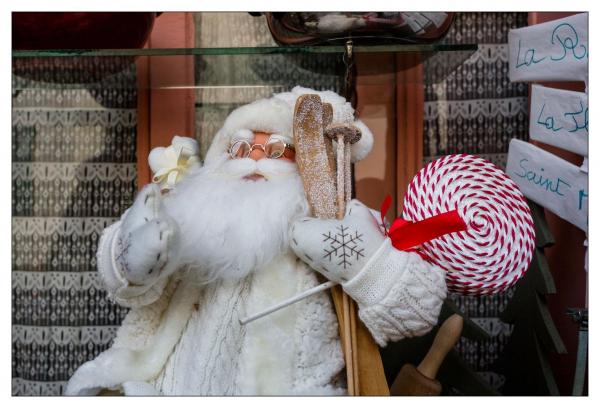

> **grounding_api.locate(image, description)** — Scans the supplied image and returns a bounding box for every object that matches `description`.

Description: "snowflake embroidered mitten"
[97,183,181,304]
[290,199,447,346]
[290,199,385,283]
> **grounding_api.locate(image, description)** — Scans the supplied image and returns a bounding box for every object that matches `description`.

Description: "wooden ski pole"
[324,123,362,394]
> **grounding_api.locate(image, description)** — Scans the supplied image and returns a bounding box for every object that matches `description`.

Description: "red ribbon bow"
[380,195,468,260]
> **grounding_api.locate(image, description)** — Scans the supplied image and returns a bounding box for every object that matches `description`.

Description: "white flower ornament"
[149,136,201,191]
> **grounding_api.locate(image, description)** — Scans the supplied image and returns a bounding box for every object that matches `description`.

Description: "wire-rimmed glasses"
[228,135,295,159]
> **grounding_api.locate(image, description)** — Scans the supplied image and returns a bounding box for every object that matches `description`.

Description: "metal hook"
[343,40,354,66]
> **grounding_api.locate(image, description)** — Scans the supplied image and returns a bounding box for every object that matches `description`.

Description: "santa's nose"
[248,146,267,161]
[248,132,271,161]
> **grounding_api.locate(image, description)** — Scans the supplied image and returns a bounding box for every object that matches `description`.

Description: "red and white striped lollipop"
[403,154,535,295]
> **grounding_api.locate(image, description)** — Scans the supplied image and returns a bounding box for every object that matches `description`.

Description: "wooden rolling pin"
[390,314,464,396]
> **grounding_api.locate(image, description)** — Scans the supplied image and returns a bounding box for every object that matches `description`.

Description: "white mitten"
[290,199,447,346]
[103,183,181,302]
[290,199,385,283]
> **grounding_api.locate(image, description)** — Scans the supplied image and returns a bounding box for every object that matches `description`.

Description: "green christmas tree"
[493,200,567,395]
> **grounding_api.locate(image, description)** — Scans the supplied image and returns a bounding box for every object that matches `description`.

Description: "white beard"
[162,156,309,284]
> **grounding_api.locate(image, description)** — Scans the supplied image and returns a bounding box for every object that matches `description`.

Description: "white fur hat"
[204,86,374,165]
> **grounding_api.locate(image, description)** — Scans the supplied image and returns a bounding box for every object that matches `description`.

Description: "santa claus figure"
[65,87,447,396]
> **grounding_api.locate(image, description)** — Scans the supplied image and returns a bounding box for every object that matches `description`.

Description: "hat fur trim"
[204,86,374,164]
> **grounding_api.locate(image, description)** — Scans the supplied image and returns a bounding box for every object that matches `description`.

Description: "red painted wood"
[148,13,196,148]
[135,12,196,191]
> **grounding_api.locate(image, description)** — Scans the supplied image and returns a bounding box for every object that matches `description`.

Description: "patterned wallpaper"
[424,13,529,167]
[11,60,136,395]
[423,12,529,392]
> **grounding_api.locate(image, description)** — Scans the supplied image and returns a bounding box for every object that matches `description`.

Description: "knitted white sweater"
[65,224,446,395]
[149,254,345,395]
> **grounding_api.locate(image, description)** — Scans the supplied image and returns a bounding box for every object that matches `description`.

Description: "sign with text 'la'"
[509,13,588,82]
[530,85,588,156]
[507,139,587,232]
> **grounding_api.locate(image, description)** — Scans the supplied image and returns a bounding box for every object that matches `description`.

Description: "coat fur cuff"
[97,221,167,308]
[96,221,129,296]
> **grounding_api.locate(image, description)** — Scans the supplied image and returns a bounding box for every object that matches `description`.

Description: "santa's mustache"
[212,157,298,181]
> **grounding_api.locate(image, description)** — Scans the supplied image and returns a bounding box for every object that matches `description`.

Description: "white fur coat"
[65,249,345,396]
[65,201,447,395]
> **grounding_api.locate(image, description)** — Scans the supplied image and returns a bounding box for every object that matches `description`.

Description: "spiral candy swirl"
[403,154,535,295]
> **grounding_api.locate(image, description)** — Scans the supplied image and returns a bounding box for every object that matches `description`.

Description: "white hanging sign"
[506,139,588,232]
[508,13,588,82]
[529,85,588,156]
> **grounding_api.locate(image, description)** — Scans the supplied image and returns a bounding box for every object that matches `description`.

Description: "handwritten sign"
[509,13,588,82]
[530,85,588,156]
[507,139,587,232]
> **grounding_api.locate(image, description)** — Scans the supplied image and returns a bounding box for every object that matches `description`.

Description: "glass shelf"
[12,43,478,93]
[12,43,477,58]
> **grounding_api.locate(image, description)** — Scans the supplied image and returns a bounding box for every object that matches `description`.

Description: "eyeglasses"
[228,136,295,159]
